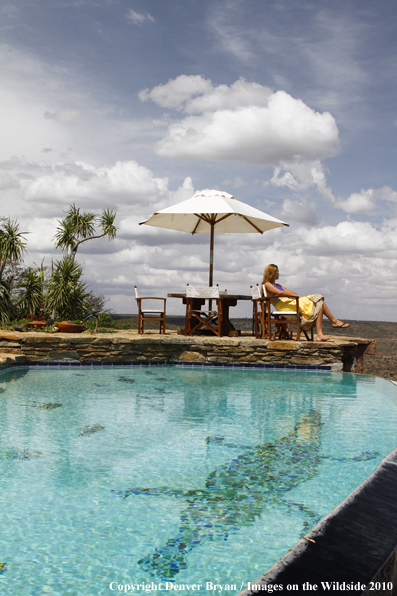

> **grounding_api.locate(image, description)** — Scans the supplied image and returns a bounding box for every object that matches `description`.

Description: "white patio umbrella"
[140,189,289,286]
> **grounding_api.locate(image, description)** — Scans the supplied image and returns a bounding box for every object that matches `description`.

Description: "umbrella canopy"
[140,189,289,286]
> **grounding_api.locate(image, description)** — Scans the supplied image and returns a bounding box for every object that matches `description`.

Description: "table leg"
[221,299,238,336]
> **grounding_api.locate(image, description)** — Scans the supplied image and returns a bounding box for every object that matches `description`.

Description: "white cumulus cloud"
[139,75,213,110]
[270,158,335,201]
[296,220,397,256]
[140,76,273,114]
[23,160,171,209]
[144,77,339,165]
[140,76,340,205]
[335,186,397,214]
[335,189,375,213]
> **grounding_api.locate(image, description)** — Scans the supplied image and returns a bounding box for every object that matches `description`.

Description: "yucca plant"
[0,218,28,322]
[0,283,11,323]
[46,256,92,320]
[17,266,46,317]
[0,219,27,279]
[54,204,117,261]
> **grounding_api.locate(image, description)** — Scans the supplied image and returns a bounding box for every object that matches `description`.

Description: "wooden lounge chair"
[185,285,223,336]
[262,284,314,341]
[134,286,166,334]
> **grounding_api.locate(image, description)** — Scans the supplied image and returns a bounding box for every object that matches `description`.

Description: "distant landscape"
[320,319,397,381]
[110,315,397,381]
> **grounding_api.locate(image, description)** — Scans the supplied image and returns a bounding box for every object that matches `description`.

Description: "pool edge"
[0,360,333,371]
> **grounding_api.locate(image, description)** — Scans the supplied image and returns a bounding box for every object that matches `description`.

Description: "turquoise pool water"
[0,366,396,595]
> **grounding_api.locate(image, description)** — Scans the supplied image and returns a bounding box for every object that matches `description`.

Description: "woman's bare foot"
[316,335,334,342]
[331,319,350,329]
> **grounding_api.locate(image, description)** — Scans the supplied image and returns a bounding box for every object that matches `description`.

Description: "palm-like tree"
[0,218,27,281]
[0,218,27,322]
[54,204,117,261]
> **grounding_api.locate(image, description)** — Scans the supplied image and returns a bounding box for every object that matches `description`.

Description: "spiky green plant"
[0,218,27,281]
[18,266,45,316]
[46,256,92,320]
[0,218,28,321]
[0,283,11,323]
[98,209,117,241]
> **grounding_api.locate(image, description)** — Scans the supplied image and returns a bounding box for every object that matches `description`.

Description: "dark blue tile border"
[0,360,332,373]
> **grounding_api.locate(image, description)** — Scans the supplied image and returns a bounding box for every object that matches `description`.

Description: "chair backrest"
[186,285,220,299]
[134,286,139,299]
[262,284,275,313]
[250,284,261,300]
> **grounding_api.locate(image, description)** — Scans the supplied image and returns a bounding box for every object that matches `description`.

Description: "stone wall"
[0,331,376,372]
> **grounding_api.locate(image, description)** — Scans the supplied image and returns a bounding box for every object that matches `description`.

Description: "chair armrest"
[268,295,300,303]
[138,297,167,301]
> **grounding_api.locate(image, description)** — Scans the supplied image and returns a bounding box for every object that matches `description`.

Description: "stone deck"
[0,329,376,372]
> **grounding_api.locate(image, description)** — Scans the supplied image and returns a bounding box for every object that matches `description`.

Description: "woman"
[262,264,349,342]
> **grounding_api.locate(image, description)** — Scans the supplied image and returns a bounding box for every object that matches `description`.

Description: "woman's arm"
[264,281,298,297]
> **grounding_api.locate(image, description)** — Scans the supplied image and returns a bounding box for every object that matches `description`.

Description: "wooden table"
[168,292,251,336]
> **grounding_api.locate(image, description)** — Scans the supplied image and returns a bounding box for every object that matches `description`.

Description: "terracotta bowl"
[56,321,85,333]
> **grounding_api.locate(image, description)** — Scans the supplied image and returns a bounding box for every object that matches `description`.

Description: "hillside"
[322,319,397,381]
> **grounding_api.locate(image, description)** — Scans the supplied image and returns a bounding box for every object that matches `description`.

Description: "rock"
[267,341,299,350]
[179,351,205,362]
[48,350,80,360]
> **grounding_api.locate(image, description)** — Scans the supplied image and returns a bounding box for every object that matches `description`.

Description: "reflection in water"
[0,368,29,383]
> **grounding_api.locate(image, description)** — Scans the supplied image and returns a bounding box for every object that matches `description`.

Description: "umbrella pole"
[209,222,214,287]
[209,221,214,310]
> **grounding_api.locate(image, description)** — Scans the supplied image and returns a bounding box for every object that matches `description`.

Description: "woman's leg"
[314,305,331,341]
[323,303,349,328]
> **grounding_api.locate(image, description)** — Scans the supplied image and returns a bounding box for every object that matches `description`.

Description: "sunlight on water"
[0,366,396,595]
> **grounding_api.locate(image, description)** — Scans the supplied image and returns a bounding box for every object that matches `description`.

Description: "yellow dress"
[272,293,324,331]
[274,296,315,317]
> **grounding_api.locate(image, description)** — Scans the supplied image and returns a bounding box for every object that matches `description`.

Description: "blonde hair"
[262,264,278,285]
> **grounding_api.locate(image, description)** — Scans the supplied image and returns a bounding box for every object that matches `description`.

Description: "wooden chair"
[250,284,270,339]
[185,285,223,336]
[262,284,314,341]
[134,286,166,334]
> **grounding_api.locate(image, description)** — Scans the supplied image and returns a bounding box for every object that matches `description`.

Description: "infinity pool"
[0,366,396,595]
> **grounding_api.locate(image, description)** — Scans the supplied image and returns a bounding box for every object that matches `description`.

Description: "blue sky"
[1,0,397,320]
